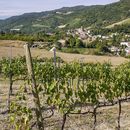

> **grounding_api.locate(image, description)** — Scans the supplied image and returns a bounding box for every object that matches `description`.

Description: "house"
[120,42,130,55]
[109,46,120,55]
[102,36,109,39]
[125,47,130,55]
[109,46,120,52]
[120,42,130,47]
[75,27,88,39]
[57,39,66,47]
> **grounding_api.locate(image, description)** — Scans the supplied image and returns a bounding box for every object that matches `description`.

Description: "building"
[125,47,130,55]
[120,42,130,47]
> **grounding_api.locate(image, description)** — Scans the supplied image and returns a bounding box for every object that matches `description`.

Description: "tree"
[69,36,76,48]
[76,38,85,48]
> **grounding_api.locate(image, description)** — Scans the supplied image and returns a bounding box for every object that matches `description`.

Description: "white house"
[120,42,130,47]
[109,46,119,52]
[125,47,130,55]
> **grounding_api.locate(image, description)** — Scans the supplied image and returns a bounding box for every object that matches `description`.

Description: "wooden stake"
[7,46,13,112]
[24,44,44,130]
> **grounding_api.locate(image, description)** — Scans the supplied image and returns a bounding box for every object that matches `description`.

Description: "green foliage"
[1,56,130,129]
[10,86,32,130]
[0,33,57,42]
[86,38,110,55]
[91,24,130,36]
[65,35,85,48]
[0,56,27,78]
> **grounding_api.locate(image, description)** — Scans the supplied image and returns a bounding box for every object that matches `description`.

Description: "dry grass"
[0,40,129,66]
[0,40,26,47]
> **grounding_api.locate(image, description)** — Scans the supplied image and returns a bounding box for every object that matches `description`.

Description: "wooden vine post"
[50,47,57,79]
[24,44,44,130]
[61,113,67,130]
[7,46,13,112]
[117,100,121,130]
[93,106,97,130]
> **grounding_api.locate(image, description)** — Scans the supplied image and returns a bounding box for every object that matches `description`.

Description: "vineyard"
[0,45,130,130]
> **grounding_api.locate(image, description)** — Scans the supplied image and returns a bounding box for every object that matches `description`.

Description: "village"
[1,24,130,57]
[38,26,130,56]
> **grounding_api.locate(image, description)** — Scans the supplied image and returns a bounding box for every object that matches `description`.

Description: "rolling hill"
[0,0,130,33]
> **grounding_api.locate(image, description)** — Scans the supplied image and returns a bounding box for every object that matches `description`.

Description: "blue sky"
[0,0,119,19]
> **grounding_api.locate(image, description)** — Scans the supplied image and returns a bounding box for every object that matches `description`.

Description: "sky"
[0,0,119,19]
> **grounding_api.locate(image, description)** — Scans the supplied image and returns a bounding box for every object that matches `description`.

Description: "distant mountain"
[0,0,130,33]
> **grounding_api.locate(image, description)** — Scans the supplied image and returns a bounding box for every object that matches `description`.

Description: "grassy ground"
[61,48,97,55]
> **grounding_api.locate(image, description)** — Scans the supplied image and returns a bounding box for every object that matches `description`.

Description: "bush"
[61,48,80,54]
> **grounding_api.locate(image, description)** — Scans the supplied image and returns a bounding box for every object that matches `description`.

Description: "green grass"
[68,18,81,27]
[61,48,97,55]
[106,18,130,28]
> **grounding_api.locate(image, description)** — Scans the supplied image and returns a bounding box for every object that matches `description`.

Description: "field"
[106,18,130,28]
[0,40,128,66]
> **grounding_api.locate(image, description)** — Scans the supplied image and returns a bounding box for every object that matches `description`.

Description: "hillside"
[106,18,130,28]
[0,0,130,33]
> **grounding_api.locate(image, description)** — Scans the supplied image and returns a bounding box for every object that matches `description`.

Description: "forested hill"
[0,0,130,33]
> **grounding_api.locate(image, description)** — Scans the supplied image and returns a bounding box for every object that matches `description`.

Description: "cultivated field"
[1,40,130,130]
[1,84,130,130]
